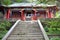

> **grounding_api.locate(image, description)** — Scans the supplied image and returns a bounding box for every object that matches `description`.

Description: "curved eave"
[3,5,57,8]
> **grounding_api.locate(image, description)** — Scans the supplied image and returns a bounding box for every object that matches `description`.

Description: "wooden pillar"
[51,11,54,18]
[6,9,10,19]
[32,9,37,20]
[46,9,51,18]
[49,12,51,18]
[21,9,25,21]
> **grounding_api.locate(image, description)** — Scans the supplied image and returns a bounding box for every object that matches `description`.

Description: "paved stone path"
[6,21,45,40]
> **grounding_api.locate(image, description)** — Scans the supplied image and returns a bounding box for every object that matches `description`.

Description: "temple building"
[0,3,58,21]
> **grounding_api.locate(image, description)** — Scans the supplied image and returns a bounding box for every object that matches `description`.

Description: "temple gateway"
[1,3,58,21]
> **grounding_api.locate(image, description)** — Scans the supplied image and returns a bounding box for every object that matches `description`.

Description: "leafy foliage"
[0,20,11,40]
[15,0,23,3]
[44,26,49,32]
[1,0,12,5]
[50,37,60,40]
[0,31,7,40]
[55,11,60,18]
[36,0,57,4]
[46,20,60,30]
[41,18,60,35]
[0,20,11,30]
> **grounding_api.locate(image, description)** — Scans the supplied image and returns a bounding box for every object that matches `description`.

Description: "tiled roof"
[3,3,56,7]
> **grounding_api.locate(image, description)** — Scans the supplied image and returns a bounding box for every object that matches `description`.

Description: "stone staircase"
[6,21,45,40]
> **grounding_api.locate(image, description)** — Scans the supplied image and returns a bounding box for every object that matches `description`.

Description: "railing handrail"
[2,20,20,40]
[37,19,49,40]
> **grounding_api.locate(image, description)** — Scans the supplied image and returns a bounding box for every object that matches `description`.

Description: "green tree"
[1,0,12,5]
[36,0,57,4]
[15,0,23,3]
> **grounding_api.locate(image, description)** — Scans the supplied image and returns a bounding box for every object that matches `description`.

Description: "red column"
[33,9,37,20]
[21,9,25,21]
[50,11,54,18]
[6,9,10,19]
[46,9,51,18]
[49,12,52,18]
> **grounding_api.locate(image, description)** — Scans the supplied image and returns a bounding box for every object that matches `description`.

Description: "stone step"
[11,29,42,35]
[13,28,41,32]
[7,36,44,40]
[8,35,43,37]
[7,38,44,40]
[11,32,42,35]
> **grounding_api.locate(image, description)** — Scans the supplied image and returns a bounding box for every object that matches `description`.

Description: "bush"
[44,26,49,32]
[41,18,60,34]
[0,20,11,30]
[0,20,11,40]
[50,37,60,40]
[0,31,7,40]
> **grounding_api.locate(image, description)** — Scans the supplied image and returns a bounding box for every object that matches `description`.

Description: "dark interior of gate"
[24,10,34,20]
[37,10,47,18]
[10,10,21,19]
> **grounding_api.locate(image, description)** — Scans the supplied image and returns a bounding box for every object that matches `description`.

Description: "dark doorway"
[24,11,33,21]
[25,12,32,17]
[10,10,21,19]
